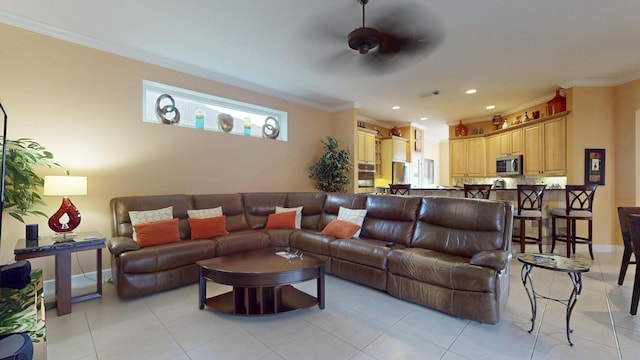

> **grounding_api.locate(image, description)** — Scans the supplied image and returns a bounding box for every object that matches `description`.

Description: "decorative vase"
[455,121,468,137]
[217,113,234,133]
[390,126,402,137]
[546,90,566,116]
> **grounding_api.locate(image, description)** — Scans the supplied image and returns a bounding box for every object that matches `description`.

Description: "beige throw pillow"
[187,207,223,219]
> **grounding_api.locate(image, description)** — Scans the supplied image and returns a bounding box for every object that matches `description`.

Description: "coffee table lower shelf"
[202,285,319,316]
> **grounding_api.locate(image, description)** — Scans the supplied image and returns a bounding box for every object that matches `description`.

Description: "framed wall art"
[585,148,605,185]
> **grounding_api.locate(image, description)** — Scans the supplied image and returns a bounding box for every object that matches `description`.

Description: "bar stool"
[617,207,640,286]
[551,184,597,259]
[464,184,492,199]
[512,184,546,253]
[389,184,411,195]
[625,214,640,315]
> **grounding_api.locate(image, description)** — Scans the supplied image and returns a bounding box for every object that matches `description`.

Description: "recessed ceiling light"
[466,89,477,94]
[420,117,428,121]
[486,105,496,110]
[392,106,400,110]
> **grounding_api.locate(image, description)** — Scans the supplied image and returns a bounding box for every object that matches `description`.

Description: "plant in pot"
[309,136,352,193]
[2,138,59,223]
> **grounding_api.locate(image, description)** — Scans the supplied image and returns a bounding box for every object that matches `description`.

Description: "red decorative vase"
[455,121,468,137]
[546,90,566,116]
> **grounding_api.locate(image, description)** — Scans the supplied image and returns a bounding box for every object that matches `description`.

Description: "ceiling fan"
[342,0,444,71]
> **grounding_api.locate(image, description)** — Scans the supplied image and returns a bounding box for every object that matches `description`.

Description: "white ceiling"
[2,0,640,140]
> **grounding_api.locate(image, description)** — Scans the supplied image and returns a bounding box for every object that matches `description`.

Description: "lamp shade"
[43,176,87,197]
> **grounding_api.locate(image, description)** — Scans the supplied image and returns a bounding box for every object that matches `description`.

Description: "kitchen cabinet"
[498,128,522,156]
[450,136,485,177]
[374,138,382,177]
[357,130,376,164]
[382,136,408,163]
[523,116,566,176]
[485,134,500,176]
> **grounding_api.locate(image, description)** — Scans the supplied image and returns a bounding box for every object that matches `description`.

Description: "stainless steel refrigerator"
[391,161,407,184]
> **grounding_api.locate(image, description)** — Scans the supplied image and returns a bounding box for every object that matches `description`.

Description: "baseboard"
[43,269,113,301]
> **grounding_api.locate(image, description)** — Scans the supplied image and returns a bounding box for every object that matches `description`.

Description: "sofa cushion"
[289,230,335,256]
[329,238,395,269]
[321,219,361,239]
[110,194,192,240]
[361,195,420,246]
[129,206,173,241]
[242,193,287,229]
[411,197,510,257]
[318,194,366,229]
[213,230,270,256]
[119,240,217,273]
[284,193,326,230]
[188,216,229,240]
[265,211,296,229]
[387,248,497,292]
[192,194,248,232]
[133,218,181,247]
[187,207,223,219]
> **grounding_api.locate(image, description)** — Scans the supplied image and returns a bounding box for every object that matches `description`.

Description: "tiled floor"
[46,247,640,360]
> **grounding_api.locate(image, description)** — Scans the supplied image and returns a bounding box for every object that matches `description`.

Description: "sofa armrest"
[470,250,511,271]
[108,236,140,256]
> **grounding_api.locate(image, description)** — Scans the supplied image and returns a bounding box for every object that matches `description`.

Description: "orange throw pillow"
[321,219,362,239]
[188,216,229,240]
[265,211,296,229]
[133,218,181,248]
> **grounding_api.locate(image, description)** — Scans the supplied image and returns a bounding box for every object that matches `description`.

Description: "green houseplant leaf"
[2,138,59,222]
[309,136,352,193]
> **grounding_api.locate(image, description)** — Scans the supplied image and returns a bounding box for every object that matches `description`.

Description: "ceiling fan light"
[348,27,381,54]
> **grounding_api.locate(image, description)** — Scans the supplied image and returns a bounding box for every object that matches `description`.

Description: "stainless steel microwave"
[496,155,522,176]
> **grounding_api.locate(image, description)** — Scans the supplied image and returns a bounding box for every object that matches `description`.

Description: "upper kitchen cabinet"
[523,115,566,176]
[485,134,500,176]
[498,128,522,156]
[357,129,377,164]
[450,136,485,177]
[382,136,408,163]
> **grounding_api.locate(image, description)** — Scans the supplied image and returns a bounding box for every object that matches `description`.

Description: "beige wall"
[0,24,336,275]
[568,87,617,246]
[331,109,357,193]
[614,79,640,206]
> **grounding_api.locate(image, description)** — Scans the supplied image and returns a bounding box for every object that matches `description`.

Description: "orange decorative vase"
[390,126,402,137]
[546,90,566,116]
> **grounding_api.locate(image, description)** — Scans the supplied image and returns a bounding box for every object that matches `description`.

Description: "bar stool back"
[513,184,546,253]
[625,214,640,315]
[551,184,597,259]
[616,207,640,286]
[389,184,411,195]
[464,184,492,199]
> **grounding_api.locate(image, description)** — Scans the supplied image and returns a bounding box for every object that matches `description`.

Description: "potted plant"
[2,138,59,222]
[309,136,352,193]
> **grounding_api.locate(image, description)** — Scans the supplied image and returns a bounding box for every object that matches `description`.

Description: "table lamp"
[44,174,87,239]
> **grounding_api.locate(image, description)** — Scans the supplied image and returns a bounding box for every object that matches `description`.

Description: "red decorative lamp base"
[48,197,81,239]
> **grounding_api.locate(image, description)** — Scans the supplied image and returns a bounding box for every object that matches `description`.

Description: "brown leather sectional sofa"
[109,192,513,324]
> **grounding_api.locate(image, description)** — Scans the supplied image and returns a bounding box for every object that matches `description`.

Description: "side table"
[517,253,591,346]
[14,231,106,316]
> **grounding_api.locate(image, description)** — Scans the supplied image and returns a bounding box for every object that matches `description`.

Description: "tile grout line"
[596,255,623,360]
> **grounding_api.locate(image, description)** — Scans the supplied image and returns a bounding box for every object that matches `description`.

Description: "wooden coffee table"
[197,248,325,316]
